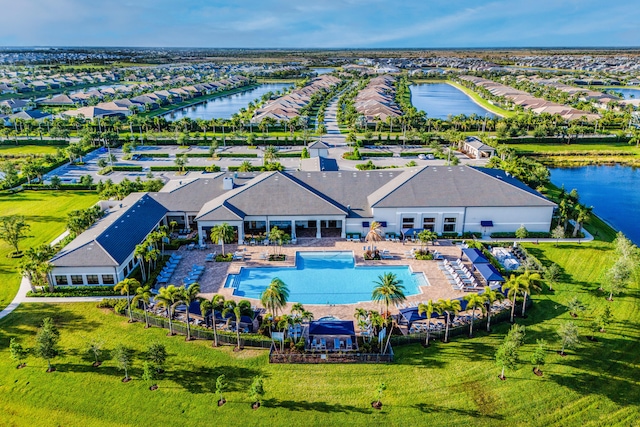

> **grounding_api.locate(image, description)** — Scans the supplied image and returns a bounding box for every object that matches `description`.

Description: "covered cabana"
[462,248,489,264]
[398,307,438,326]
[306,320,357,351]
[402,228,424,242]
[475,263,505,289]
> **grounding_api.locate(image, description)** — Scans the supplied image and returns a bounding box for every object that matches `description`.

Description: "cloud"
[0,0,638,47]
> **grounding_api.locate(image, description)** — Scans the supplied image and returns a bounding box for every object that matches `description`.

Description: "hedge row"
[216,153,258,158]
[22,183,97,190]
[149,165,220,172]
[27,286,120,298]
[0,139,69,146]
[113,165,143,171]
[360,152,394,158]
[490,231,551,238]
[399,152,430,157]
[139,153,170,158]
[184,153,213,158]
[498,136,631,144]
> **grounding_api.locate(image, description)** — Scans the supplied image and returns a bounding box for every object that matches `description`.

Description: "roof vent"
[505,172,511,177]
[347,205,351,211]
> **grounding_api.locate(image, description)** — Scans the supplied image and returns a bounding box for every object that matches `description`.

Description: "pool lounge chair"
[320,338,327,350]
[346,337,353,350]
[334,338,341,351]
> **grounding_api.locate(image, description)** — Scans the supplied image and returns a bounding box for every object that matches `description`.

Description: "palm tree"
[502,274,522,323]
[365,221,383,243]
[372,272,406,317]
[177,283,201,341]
[482,286,505,332]
[199,294,225,347]
[132,285,152,328]
[209,223,235,256]
[222,300,254,350]
[463,293,486,337]
[156,285,181,336]
[417,300,436,346]
[260,278,289,317]
[134,243,147,283]
[114,278,141,323]
[518,271,542,317]
[436,298,461,343]
[573,204,593,237]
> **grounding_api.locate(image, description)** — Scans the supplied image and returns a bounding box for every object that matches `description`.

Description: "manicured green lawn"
[0,145,64,156]
[508,141,639,154]
[0,239,637,426]
[0,191,99,310]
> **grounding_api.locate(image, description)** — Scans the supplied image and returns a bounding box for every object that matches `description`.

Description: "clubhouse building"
[49,166,556,287]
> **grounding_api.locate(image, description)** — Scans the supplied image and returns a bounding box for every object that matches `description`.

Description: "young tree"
[558,321,579,356]
[114,344,134,381]
[531,339,547,375]
[200,294,225,347]
[435,298,462,343]
[0,216,30,256]
[593,306,614,333]
[249,376,265,409]
[9,338,28,368]
[519,271,542,317]
[551,225,565,247]
[36,317,60,372]
[502,274,522,323]
[495,340,519,380]
[566,296,586,317]
[215,374,228,406]
[543,263,561,292]
[146,342,167,373]
[142,361,158,390]
[86,338,104,367]
[174,154,188,173]
[506,324,526,347]
[515,224,528,241]
[373,381,387,409]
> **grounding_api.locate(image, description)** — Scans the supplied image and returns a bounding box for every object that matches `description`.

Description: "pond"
[550,165,640,244]
[604,88,640,99]
[164,83,293,121]
[312,67,335,75]
[410,83,497,120]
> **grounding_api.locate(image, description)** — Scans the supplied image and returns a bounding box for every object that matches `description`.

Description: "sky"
[0,0,639,48]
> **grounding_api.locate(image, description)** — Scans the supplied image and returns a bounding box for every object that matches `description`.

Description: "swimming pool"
[224,251,428,305]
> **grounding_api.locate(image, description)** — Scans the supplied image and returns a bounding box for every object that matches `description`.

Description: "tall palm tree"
[260,278,289,317]
[199,294,225,347]
[134,243,147,283]
[372,272,406,317]
[177,283,201,341]
[222,300,254,351]
[436,298,462,343]
[132,285,152,328]
[365,221,383,243]
[573,204,593,237]
[417,300,436,346]
[209,223,235,256]
[114,278,141,323]
[482,286,505,332]
[463,293,486,337]
[518,271,542,317]
[156,284,181,336]
[502,274,522,323]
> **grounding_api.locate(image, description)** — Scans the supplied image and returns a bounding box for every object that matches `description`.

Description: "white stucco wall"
[464,206,554,235]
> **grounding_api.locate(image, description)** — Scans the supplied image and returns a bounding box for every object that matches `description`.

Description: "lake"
[164,83,293,121]
[550,165,640,243]
[312,67,335,75]
[410,83,496,120]
[606,88,640,99]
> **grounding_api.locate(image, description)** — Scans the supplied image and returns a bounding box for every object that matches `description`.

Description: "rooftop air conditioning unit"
[223,177,234,190]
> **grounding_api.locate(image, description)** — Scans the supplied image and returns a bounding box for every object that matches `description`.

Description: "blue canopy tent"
[475,263,505,288]
[307,320,358,351]
[462,248,489,264]
[398,307,439,325]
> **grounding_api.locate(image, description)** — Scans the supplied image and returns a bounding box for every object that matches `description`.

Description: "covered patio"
[474,262,505,289]
[306,320,358,352]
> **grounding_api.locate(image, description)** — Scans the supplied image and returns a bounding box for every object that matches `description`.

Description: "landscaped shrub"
[490,231,551,238]
[112,165,143,172]
[215,253,233,262]
[96,298,119,309]
[114,299,128,315]
[414,250,434,260]
[26,286,120,298]
[439,232,460,239]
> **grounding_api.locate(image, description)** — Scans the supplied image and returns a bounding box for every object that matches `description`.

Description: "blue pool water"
[225,251,427,305]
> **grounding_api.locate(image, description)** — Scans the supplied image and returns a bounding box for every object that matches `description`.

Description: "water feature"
[604,88,640,99]
[164,83,292,121]
[410,83,496,120]
[225,251,427,305]
[550,165,640,243]
[312,67,335,75]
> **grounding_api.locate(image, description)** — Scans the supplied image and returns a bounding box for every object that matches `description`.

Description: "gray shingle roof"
[369,166,555,208]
